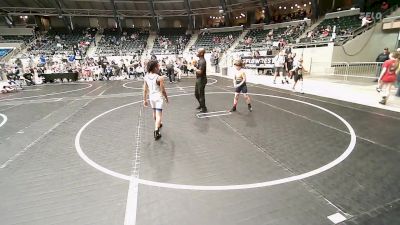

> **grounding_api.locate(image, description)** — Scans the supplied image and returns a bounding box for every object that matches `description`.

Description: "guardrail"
[310,61,383,81]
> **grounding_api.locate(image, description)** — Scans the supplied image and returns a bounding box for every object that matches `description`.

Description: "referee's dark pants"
[195,77,207,110]
[167,68,175,82]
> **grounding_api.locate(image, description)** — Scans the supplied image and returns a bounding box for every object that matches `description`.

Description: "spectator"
[361,16,373,27]
[375,48,390,82]
[381,1,389,12]
[377,51,399,105]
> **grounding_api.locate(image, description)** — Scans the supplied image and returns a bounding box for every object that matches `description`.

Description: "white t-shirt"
[361,17,372,27]
[144,72,162,100]
[273,55,285,68]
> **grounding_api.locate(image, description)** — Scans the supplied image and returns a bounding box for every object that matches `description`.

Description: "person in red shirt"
[377,51,399,105]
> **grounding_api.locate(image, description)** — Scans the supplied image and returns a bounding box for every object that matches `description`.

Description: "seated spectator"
[381,1,389,12]
[361,16,373,27]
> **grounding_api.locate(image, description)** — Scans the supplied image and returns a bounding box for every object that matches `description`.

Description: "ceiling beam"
[53,0,72,32]
[110,0,122,32]
[4,15,14,27]
[148,0,158,31]
[0,3,263,18]
[219,0,231,26]
[183,0,193,30]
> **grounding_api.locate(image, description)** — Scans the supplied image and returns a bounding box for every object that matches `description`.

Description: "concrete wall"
[73,17,91,28]
[292,44,335,72]
[158,17,188,28]
[0,28,33,36]
[332,22,399,62]
[49,17,65,28]
[0,43,21,48]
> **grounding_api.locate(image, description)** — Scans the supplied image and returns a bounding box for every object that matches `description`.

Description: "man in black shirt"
[195,48,208,113]
[375,48,390,82]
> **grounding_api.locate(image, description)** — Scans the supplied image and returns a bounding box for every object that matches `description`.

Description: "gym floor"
[0,76,399,225]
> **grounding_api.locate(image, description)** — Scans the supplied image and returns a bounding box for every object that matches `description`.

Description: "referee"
[195,48,208,113]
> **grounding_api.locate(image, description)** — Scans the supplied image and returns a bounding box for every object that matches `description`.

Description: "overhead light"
[295,4,298,6]
[304,4,307,7]
[262,9,265,13]
[279,6,282,9]
[240,13,245,17]
[210,16,212,18]
[291,6,293,9]
[309,2,312,4]
[284,6,286,9]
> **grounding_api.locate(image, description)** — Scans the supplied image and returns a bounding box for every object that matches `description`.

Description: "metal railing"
[310,61,383,81]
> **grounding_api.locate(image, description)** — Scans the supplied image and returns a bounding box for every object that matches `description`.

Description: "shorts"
[149,96,163,111]
[294,74,303,82]
[235,83,248,93]
[381,75,396,83]
[275,67,284,74]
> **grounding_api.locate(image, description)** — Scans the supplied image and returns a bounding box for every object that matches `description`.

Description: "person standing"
[290,58,307,93]
[377,52,399,105]
[395,48,400,97]
[143,60,169,140]
[229,59,252,112]
[195,48,208,113]
[286,53,295,79]
[166,58,175,83]
[375,48,390,82]
[272,50,288,84]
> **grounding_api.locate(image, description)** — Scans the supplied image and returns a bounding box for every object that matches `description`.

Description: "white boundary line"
[0,113,7,127]
[124,177,139,225]
[122,78,218,90]
[122,81,141,89]
[75,92,357,191]
[124,105,144,225]
[0,83,93,102]
[196,111,231,119]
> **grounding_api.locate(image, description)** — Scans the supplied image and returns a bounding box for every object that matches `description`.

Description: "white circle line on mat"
[75,92,356,191]
[0,113,7,127]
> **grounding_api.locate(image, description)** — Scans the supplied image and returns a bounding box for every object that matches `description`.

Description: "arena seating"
[0,35,34,44]
[28,27,96,57]
[96,28,149,56]
[152,28,190,55]
[192,30,241,53]
[235,23,306,51]
[303,15,361,43]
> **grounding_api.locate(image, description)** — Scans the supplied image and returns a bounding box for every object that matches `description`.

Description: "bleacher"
[303,15,361,43]
[29,27,96,57]
[0,35,34,44]
[96,28,149,56]
[192,30,241,53]
[151,28,190,55]
[235,24,306,51]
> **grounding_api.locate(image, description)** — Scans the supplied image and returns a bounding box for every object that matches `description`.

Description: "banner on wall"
[241,56,275,69]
